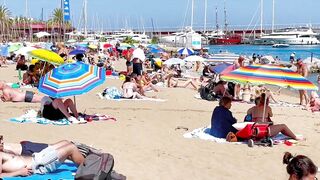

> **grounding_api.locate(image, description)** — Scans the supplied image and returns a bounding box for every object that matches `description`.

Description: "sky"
[1,0,320,31]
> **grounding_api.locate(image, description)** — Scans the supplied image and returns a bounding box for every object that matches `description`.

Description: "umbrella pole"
[262,94,267,122]
[73,96,77,108]
[40,61,47,78]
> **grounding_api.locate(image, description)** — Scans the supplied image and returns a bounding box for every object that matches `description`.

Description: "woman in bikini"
[247,93,302,140]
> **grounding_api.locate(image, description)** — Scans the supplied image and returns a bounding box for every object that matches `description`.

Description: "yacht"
[110,29,151,43]
[254,28,320,45]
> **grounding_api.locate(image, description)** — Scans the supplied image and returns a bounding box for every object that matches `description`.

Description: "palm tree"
[49,8,72,41]
[0,5,11,40]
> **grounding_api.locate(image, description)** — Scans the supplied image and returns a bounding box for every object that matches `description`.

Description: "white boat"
[109,29,151,43]
[205,51,240,64]
[272,44,289,48]
[255,28,320,45]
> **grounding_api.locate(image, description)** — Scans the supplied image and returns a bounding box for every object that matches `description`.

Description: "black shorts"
[25,91,34,102]
[126,61,133,67]
[20,141,49,156]
[133,62,143,75]
[42,104,66,120]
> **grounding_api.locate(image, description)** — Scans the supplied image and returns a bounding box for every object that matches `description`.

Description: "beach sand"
[0,61,319,180]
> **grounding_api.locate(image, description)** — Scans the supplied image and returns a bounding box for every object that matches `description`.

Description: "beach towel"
[9,109,116,125]
[184,125,301,146]
[3,162,77,180]
[97,92,167,102]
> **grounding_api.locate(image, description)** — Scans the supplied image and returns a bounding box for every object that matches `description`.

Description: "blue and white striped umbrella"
[38,62,106,98]
[177,48,194,55]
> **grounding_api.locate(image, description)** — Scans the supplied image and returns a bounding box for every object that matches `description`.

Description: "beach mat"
[9,109,116,125]
[97,93,167,102]
[184,126,300,145]
[3,162,77,180]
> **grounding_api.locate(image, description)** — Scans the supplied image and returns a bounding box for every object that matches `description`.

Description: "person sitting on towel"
[210,96,238,138]
[0,81,44,103]
[0,140,84,177]
[246,93,302,140]
[40,97,86,124]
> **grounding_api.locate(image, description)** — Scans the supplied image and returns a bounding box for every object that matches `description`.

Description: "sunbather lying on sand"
[0,140,84,177]
[0,81,44,103]
[0,138,100,158]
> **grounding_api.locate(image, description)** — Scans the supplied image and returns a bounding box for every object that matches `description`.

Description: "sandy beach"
[0,61,319,180]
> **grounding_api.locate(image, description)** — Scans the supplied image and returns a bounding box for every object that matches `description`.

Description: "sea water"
[206,45,320,89]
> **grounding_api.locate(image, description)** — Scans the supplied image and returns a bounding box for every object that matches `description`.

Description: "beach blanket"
[9,109,116,125]
[184,125,300,146]
[3,162,77,180]
[97,92,167,102]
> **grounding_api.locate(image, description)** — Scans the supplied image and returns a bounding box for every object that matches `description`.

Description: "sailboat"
[208,1,242,45]
[159,0,202,49]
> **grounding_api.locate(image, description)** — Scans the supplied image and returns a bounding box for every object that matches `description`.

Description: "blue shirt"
[210,106,237,138]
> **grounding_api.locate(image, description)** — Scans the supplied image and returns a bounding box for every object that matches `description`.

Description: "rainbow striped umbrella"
[38,62,106,98]
[221,64,318,90]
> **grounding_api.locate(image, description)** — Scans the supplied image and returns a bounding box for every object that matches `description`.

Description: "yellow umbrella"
[30,58,39,65]
[88,44,98,49]
[28,49,64,65]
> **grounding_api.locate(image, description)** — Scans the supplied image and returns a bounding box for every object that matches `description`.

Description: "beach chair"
[236,122,274,147]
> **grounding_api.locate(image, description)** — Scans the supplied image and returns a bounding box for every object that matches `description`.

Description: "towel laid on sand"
[184,125,300,145]
[9,109,116,125]
[3,162,77,180]
[97,93,167,102]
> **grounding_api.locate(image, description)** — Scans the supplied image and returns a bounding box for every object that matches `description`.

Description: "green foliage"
[151,36,159,44]
[123,36,138,45]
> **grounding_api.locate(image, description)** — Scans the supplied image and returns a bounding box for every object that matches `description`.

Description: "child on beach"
[305,91,320,112]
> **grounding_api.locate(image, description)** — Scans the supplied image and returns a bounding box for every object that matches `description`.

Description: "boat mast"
[272,0,275,33]
[83,0,88,37]
[224,0,228,33]
[191,0,194,29]
[215,6,219,31]
[204,0,207,33]
[260,0,263,35]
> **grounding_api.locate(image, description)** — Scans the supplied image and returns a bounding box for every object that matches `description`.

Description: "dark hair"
[124,76,131,83]
[283,152,318,179]
[254,97,260,105]
[259,93,269,106]
[28,65,35,72]
[219,96,232,106]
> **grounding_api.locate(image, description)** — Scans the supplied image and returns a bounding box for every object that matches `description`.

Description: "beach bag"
[199,86,216,101]
[75,153,114,180]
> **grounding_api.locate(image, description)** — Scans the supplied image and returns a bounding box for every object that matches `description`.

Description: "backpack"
[199,86,216,101]
[75,153,114,180]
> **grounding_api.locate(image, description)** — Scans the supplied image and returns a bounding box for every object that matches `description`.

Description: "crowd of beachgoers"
[0,40,319,179]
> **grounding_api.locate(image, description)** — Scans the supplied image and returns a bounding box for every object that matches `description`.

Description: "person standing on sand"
[296,58,309,105]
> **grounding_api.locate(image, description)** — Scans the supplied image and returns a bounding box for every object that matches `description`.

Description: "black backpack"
[75,153,114,180]
[199,85,217,101]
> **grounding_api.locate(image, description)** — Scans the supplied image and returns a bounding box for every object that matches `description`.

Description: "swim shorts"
[20,141,49,156]
[24,91,34,102]
[32,146,61,174]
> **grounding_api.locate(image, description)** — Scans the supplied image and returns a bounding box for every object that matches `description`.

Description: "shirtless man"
[0,140,84,177]
[0,81,44,103]
[296,58,309,105]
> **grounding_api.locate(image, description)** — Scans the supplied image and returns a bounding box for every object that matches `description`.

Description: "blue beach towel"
[3,162,77,180]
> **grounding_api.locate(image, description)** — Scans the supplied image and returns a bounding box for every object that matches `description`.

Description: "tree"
[0,5,11,40]
[123,36,138,45]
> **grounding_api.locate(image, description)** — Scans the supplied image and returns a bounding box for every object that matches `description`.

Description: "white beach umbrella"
[34,31,51,38]
[183,55,206,62]
[163,58,185,66]
[14,46,36,56]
